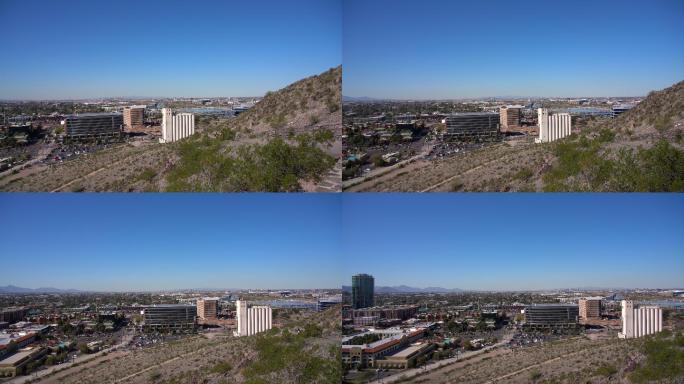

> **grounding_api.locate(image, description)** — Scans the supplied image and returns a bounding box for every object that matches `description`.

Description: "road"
[8,330,135,384]
[367,330,515,384]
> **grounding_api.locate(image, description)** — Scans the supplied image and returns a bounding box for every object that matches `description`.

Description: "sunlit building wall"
[160,108,195,143]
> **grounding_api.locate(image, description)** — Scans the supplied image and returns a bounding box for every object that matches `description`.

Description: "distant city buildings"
[234,300,272,337]
[160,108,195,143]
[0,308,27,324]
[618,300,662,339]
[612,104,635,118]
[524,304,579,328]
[443,112,499,139]
[142,304,196,332]
[535,108,571,143]
[64,112,123,139]
[341,327,427,368]
[196,297,219,320]
[578,297,602,320]
[317,295,343,312]
[352,274,375,309]
[123,105,145,130]
[499,105,523,130]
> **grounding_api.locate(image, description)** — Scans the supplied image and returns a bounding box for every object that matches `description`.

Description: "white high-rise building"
[618,300,662,339]
[160,108,195,143]
[234,300,272,337]
[535,108,572,143]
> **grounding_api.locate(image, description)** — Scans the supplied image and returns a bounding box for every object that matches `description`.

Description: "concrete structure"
[618,300,662,339]
[500,105,523,130]
[443,112,499,139]
[524,304,579,327]
[0,347,47,377]
[535,108,571,143]
[234,300,272,337]
[579,298,602,320]
[142,304,196,332]
[160,108,195,143]
[123,105,145,130]
[350,305,419,321]
[197,297,219,320]
[64,113,123,139]
[352,274,375,309]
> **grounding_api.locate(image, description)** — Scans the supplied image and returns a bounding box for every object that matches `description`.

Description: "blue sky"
[343,0,684,99]
[342,194,684,291]
[0,0,341,99]
[0,194,342,291]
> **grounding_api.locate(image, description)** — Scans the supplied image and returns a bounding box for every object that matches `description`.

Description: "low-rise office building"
[443,112,499,139]
[500,105,523,130]
[142,304,196,332]
[375,343,436,369]
[341,328,426,368]
[524,304,579,328]
[64,113,123,139]
[0,347,47,377]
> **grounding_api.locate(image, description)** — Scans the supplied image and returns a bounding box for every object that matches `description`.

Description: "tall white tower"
[234,300,272,337]
[160,108,195,143]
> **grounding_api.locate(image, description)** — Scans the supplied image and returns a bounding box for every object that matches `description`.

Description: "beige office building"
[123,105,145,130]
[197,297,219,320]
[499,105,522,130]
[578,298,602,320]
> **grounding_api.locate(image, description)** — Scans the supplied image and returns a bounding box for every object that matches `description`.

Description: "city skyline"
[343,0,684,99]
[342,194,684,291]
[0,194,343,291]
[0,0,341,99]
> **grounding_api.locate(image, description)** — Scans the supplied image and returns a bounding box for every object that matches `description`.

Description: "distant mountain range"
[342,285,464,293]
[0,285,82,294]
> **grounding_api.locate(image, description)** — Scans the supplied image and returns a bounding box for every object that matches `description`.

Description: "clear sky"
[0,194,342,291]
[0,0,341,100]
[342,194,684,291]
[343,0,684,99]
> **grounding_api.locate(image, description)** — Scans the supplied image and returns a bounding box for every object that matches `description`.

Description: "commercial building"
[524,304,579,327]
[142,304,196,332]
[535,108,571,143]
[351,305,419,321]
[341,327,426,368]
[123,105,145,130]
[499,106,523,130]
[197,297,219,320]
[578,298,602,320]
[64,113,123,139]
[443,112,499,139]
[234,300,272,337]
[618,300,662,339]
[352,274,375,309]
[0,347,47,377]
[160,108,195,143]
[375,343,436,369]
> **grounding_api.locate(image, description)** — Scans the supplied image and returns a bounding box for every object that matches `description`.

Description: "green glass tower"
[352,273,375,309]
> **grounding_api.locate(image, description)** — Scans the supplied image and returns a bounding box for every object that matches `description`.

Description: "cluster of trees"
[544,128,684,192]
[167,132,336,192]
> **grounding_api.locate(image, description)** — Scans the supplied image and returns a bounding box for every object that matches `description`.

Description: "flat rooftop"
[390,344,424,358]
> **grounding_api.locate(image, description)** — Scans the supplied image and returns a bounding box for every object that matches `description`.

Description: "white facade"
[234,300,272,337]
[535,108,572,143]
[160,108,195,143]
[618,300,662,339]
